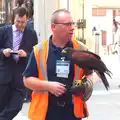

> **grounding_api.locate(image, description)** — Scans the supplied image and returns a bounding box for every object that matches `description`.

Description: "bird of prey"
[61,47,112,90]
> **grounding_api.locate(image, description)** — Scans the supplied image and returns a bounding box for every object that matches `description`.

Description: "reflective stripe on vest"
[34,42,48,94]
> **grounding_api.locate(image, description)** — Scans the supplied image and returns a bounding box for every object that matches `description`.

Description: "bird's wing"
[70,50,111,90]
[71,51,111,74]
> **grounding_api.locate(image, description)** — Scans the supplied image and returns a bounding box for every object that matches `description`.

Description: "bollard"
[95,33,100,55]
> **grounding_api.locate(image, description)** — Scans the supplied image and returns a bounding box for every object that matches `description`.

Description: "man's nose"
[70,24,75,30]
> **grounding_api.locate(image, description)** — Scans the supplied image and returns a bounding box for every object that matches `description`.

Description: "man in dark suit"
[23,0,34,103]
[0,7,38,120]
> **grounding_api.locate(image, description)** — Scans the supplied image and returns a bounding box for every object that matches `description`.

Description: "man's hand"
[18,49,27,57]
[47,81,66,97]
[3,48,11,57]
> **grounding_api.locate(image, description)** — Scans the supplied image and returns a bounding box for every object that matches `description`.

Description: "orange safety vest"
[28,39,89,120]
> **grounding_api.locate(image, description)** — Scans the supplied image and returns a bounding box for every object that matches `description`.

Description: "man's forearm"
[23,76,50,91]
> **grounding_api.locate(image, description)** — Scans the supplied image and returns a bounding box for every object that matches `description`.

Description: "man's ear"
[51,23,56,31]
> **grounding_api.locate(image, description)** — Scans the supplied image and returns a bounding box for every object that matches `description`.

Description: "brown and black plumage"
[61,47,112,90]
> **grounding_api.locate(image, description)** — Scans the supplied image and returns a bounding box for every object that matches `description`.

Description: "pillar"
[34,0,59,42]
[84,0,93,50]
[70,0,92,49]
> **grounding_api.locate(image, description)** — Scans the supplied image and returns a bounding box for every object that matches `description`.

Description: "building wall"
[93,8,120,16]
[71,0,93,50]
[92,8,120,45]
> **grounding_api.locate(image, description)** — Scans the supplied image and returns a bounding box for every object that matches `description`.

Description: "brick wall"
[92,8,120,16]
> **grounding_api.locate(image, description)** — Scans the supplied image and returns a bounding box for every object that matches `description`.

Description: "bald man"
[23,9,91,120]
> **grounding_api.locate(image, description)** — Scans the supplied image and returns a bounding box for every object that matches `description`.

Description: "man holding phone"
[0,7,38,120]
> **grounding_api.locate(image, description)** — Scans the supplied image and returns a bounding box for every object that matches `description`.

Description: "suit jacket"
[0,24,38,85]
[27,20,34,29]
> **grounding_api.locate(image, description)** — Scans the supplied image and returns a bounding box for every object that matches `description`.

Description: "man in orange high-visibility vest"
[23,9,94,120]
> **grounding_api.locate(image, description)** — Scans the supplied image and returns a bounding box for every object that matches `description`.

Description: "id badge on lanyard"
[56,58,70,78]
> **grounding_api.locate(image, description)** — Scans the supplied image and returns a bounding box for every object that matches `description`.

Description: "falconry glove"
[68,76,93,101]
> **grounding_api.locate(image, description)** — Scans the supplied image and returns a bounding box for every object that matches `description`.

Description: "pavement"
[14,54,120,120]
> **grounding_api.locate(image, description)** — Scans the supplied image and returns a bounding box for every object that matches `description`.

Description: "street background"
[14,54,120,120]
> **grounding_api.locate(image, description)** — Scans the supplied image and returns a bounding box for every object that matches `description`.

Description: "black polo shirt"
[23,36,74,87]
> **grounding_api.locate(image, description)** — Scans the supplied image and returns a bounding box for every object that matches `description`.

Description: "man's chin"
[68,35,73,40]
[18,28,24,31]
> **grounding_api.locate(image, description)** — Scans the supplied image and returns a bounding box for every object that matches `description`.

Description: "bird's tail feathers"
[95,71,110,90]
[105,69,112,79]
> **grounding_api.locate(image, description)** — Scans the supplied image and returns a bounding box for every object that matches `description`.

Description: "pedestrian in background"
[12,0,35,103]
[0,7,38,120]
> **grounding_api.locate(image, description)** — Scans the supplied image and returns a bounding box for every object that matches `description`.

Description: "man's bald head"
[51,9,74,43]
[51,9,71,24]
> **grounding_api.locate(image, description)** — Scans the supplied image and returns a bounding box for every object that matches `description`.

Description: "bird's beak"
[62,49,67,54]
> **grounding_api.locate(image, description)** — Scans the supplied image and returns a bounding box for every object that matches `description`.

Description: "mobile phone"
[10,51,19,55]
